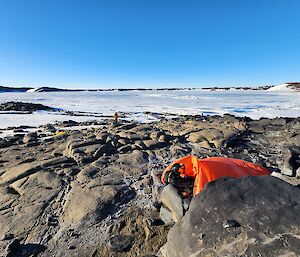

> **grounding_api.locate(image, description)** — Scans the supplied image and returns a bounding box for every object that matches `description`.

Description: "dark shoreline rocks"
[0,114,299,257]
[0,101,56,113]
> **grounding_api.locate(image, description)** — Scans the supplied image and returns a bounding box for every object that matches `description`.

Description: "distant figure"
[113,112,120,124]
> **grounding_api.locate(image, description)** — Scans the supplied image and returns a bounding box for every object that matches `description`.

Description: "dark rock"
[118,145,132,153]
[60,120,79,127]
[5,240,47,257]
[13,129,24,133]
[146,218,164,227]
[143,139,165,150]
[0,101,55,112]
[47,216,59,226]
[0,138,10,148]
[2,233,14,240]
[223,219,241,228]
[117,123,137,130]
[109,235,133,252]
[6,135,22,144]
[6,238,21,256]
[161,176,300,257]
[43,124,56,133]
[279,146,300,176]
[93,144,117,158]
[0,86,32,92]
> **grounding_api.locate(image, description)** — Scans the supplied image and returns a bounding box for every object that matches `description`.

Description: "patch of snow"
[267,84,294,92]
[27,88,39,92]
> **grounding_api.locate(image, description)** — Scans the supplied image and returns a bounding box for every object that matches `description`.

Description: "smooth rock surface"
[161,176,300,257]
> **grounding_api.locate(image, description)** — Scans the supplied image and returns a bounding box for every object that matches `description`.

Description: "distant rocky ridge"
[27,87,84,92]
[0,86,33,93]
[2,83,299,93]
[0,102,56,113]
[286,82,300,91]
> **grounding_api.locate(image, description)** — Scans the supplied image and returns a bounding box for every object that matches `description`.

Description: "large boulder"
[161,176,300,257]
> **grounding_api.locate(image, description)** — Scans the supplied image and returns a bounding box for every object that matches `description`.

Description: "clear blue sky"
[0,0,299,88]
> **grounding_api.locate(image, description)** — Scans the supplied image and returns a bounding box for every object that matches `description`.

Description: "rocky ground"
[0,113,299,257]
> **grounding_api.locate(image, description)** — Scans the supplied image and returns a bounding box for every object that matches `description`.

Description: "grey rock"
[118,138,130,145]
[160,206,175,225]
[160,185,183,223]
[109,235,133,252]
[117,150,149,165]
[0,138,10,148]
[296,167,300,178]
[93,144,116,158]
[161,176,300,257]
[279,146,300,176]
[223,219,241,228]
[22,132,38,144]
[143,139,164,150]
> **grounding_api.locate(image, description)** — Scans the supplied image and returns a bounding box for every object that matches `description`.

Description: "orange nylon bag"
[161,155,270,195]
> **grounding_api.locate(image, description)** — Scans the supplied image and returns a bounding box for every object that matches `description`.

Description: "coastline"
[0,84,299,130]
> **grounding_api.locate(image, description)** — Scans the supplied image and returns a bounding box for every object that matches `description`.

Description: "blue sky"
[0,0,299,88]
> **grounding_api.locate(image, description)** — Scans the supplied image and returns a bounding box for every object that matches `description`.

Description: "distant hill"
[286,82,300,91]
[28,87,84,92]
[0,83,299,93]
[0,86,33,92]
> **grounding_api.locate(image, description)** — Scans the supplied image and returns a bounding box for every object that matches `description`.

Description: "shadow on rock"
[6,239,46,257]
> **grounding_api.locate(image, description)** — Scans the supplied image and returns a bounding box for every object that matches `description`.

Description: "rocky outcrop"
[161,176,300,257]
[286,82,300,91]
[0,86,32,93]
[278,146,300,176]
[63,138,115,164]
[0,102,55,112]
[0,115,299,257]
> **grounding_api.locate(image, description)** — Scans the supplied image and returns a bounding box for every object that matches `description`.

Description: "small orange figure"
[113,112,120,124]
